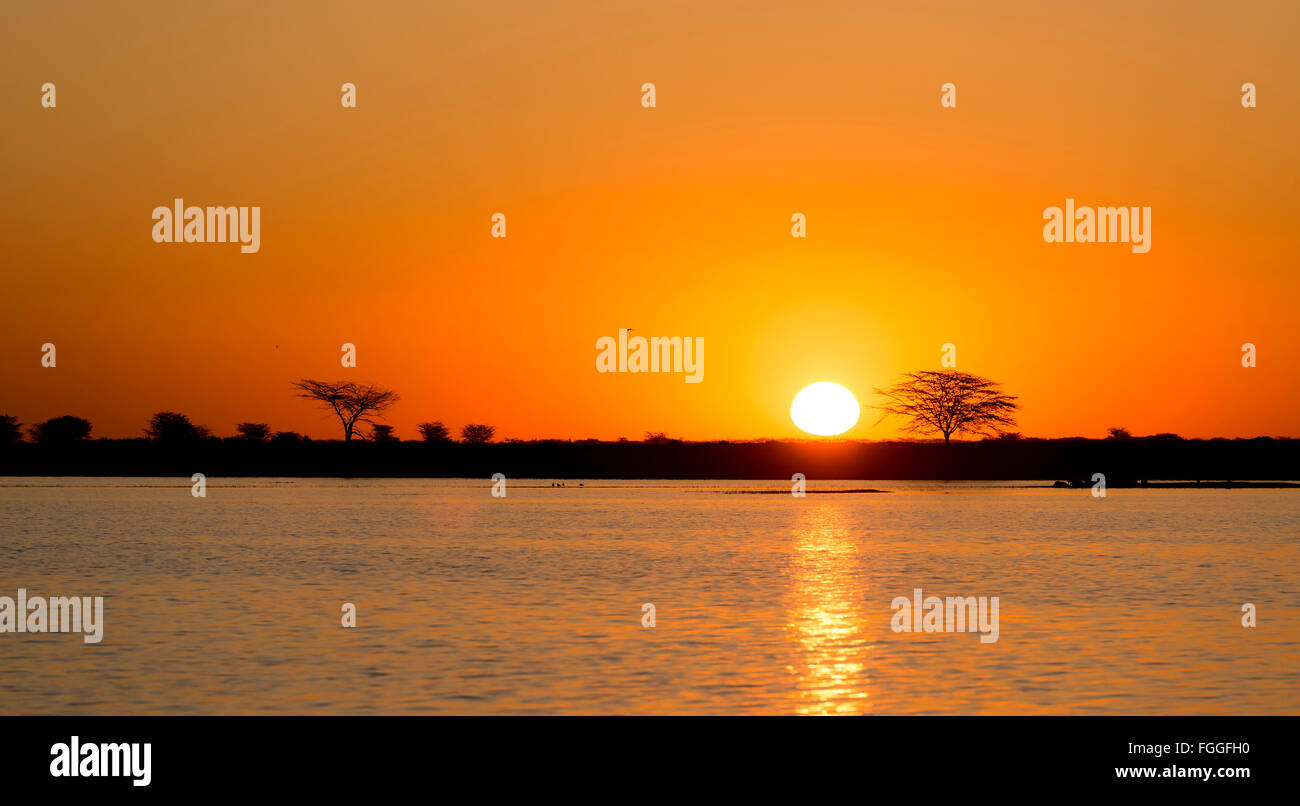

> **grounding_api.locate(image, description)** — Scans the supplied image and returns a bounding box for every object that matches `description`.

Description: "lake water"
[0,478,1296,714]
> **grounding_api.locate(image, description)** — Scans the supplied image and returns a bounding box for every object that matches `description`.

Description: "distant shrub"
[461,424,495,444]
[30,415,93,443]
[144,412,211,442]
[417,421,451,443]
[236,423,272,442]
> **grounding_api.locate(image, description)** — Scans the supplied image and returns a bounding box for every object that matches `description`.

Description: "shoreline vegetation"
[0,436,1296,483]
[9,373,1290,485]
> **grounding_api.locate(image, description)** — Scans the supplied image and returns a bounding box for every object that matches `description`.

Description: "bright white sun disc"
[791,382,860,436]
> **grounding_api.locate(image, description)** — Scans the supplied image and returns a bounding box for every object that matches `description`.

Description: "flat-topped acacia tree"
[292,379,399,442]
[875,370,1018,444]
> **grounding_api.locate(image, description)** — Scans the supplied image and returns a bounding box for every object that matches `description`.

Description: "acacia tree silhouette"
[292,379,399,442]
[876,370,1018,444]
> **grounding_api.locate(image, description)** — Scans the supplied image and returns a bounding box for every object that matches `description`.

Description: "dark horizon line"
[5,433,1299,445]
[5,437,1299,483]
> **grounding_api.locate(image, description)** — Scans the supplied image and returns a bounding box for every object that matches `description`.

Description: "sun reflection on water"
[787,503,873,714]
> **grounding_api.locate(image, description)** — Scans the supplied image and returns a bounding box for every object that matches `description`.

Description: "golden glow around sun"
[791,382,861,436]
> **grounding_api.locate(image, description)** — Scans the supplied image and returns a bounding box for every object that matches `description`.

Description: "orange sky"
[2,1,1297,441]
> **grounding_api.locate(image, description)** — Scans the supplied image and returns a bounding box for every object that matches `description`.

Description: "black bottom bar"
[2,715,1287,795]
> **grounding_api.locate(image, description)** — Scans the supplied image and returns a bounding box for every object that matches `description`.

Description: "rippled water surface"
[0,478,1296,714]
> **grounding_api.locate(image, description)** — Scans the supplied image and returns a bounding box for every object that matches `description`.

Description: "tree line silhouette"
[0,378,496,446]
[2,371,1296,481]
[6,369,1021,447]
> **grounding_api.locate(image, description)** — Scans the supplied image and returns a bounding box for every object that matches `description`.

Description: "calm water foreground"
[0,477,1296,715]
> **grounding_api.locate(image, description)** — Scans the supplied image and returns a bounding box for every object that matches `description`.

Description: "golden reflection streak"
[786,502,872,714]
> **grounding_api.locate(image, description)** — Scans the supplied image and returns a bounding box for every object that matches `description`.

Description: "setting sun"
[791,382,860,436]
